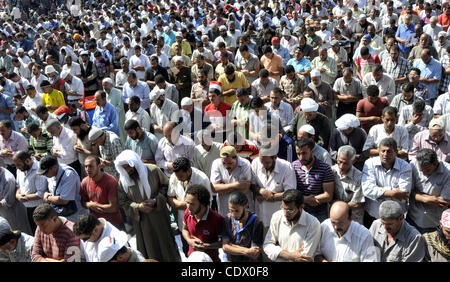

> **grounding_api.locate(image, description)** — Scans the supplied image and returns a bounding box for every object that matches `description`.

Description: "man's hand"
[389,189,409,201]
[100,158,112,167]
[188,236,205,251]
[289,244,312,262]
[138,201,154,213]
[43,192,52,203]
[238,179,251,190]
[17,194,28,202]
[52,149,61,157]
[409,113,422,125]
[259,188,274,201]
[34,153,42,161]
[246,246,261,260]
[167,162,174,174]
[425,195,449,209]
[304,195,319,206]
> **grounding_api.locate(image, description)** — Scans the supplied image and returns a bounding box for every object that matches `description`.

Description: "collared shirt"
[369,219,426,262]
[251,158,297,227]
[413,58,442,99]
[190,82,208,104]
[98,131,122,180]
[251,77,279,98]
[65,76,84,101]
[125,107,151,131]
[363,124,410,153]
[210,157,252,217]
[333,77,363,98]
[92,102,120,136]
[150,82,179,105]
[280,74,306,106]
[122,81,150,109]
[265,100,294,131]
[395,23,416,53]
[382,56,411,94]
[292,158,335,215]
[192,142,222,179]
[149,98,179,140]
[263,209,321,262]
[434,92,450,115]
[1,232,34,262]
[273,46,291,67]
[52,127,78,165]
[317,220,378,262]
[409,130,450,162]
[409,160,450,229]
[16,160,48,208]
[361,157,412,218]
[42,89,66,113]
[168,167,212,230]
[310,57,338,85]
[287,57,311,80]
[330,127,367,162]
[0,94,13,126]
[23,93,43,116]
[398,104,434,149]
[439,53,450,92]
[362,73,396,103]
[124,130,158,162]
[332,165,365,224]
[390,94,422,114]
[0,130,28,166]
[155,135,195,176]
[236,53,260,85]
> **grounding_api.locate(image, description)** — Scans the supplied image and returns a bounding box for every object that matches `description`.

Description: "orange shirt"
[260,54,283,82]
[439,14,450,31]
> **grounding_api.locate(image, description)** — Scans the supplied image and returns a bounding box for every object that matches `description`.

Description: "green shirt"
[29,130,53,157]
[230,100,251,139]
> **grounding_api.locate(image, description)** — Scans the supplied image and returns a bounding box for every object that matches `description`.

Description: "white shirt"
[129,54,151,80]
[149,99,179,140]
[362,124,410,153]
[53,127,78,165]
[317,220,379,262]
[150,83,179,105]
[210,157,253,217]
[30,74,48,94]
[156,52,170,68]
[265,101,294,132]
[65,75,84,101]
[361,157,412,218]
[125,107,151,131]
[62,62,82,77]
[168,167,212,230]
[155,135,195,176]
[23,93,43,116]
[433,92,450,115]
[423,23,443,41]
[251,158,296,227]
[16,160,48,208]
[362,73,396,103]
[263,209,321,262]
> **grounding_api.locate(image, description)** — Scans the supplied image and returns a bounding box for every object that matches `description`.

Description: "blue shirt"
[1,78,17,97]
[162,32,176,47]
[124,130,158,161]
[0,94,14,130]
[395,23,415,53]
[273,46,291,67]
[287,57,311,83]
[413,58,442,99]
[92,102,120,136]
[278,134,297,163]
[122,81,150,110]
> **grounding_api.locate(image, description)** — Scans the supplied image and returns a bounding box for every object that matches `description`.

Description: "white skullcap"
[150,89,165,102]
[28,50,35,56]
[181,97,193,106]
[310,69,321,78]
[300,98,319,112]
[102,77,113,84]
[282,28,291,36]
[299,124,315,135]
[173,56,184,63]
[16,48,24,53]
[438,31,447,38]
[441,209,450,228]
[44,65,56,74]
[60,70,70,79]
[320,20,328,25]
[187,251,213,262]
[335,114,360,130]
[175,31,183,37]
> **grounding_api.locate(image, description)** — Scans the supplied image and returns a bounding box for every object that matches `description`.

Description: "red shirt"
[204,101,231,117]
[183,208,224,262]
[80,173,123,228]
[356,97,389,133]
[223,140,259,160]
[438,14,450,31]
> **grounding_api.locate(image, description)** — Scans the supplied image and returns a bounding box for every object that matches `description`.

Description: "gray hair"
[416,148,438,167]
[119,57,129,64]
[379,137,398,152]
[337,145,356,161]
[379,200,404,220]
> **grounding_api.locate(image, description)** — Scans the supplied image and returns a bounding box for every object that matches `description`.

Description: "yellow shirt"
[170,41,192,57]
[218,71,250,106]
[42,89,66,113]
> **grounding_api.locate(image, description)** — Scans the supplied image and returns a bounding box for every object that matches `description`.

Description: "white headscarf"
[114,150,152,199]
[335,114,360,130]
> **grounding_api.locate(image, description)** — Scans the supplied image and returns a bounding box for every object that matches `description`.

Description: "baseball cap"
[54,105,70,120]
[88,127,105,142]
[37,155,58,175]
[271,37,280,44]
[220,146,237,158]
[429,118,444,130]
[97,230,129,262]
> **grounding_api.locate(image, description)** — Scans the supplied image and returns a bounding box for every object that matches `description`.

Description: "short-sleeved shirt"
[356,97,390,133]
[42,89,66,113]
[183,208,224,262]
[292,158,335,215]
[80,173,123,228]
[261,54,283,81]
[222,212,264,262]
[124,130,158,162]
[356,54,381,78]
[217,71,250,106]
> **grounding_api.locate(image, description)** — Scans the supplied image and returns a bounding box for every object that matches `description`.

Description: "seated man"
[398,99,434,149]
[332,146,365,225]
[263,189,321,262]
[409,118,450,162]
[315,201,378,262]
[31,204,81,262]
[222,191,265,262]
[362,106,409,160]
[123,119,158,164]
[369,200,426,262]
[408,149,450,234]
[88,127,123,180]
[362,138,412,228]
[0,216,34,262]
[423,209,450,262]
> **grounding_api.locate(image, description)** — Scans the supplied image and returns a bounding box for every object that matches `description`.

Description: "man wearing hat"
[79,49,99,97]
[61,70,83,104]
[88,126,122,181]
[271,37,290,68]
[149,88,179,140]
[435,31,450,59]
[171,31,192,57]
[423,209,450,261]
[214,26,237,54]
[290,97,332,149]
[297,124,333,166]
[328,39,348,70]
[0,216,34,262]
[305,68,335,119]
[280,28,299,58]
[210,146,252,217]
[409,118,450,162]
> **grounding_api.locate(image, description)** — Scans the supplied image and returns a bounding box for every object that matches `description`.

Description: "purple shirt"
[0,130,29,165]
[292,158,335,214]
[409,130,450,163]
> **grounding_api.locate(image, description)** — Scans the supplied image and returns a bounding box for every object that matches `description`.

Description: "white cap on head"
[441,209,450,228]
[150,89,165,102]
[299,124,315,135]
[44,65,56,74]
[181,97,193,106]
[28,50,35,56]
[102,77,113,85]
[310,69,321,78]
[335,114,360,130]
[300,98,319,112]
[187,251,213,262]
[97,230,129,262]
[438,31,447,38]
[16,48,24,53]
[175,31,183,37]
[60,70,70,79]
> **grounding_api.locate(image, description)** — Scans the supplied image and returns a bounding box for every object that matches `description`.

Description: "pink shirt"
[409,130,450,162]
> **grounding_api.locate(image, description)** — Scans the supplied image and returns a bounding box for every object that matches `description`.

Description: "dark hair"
[15,106,28,114]
[379,137,398,151]
[26,122,40,133]
[259,68,269,78]
[228,191,248,206]
[416,148,438,167]
[239,44,249,52]
[36,105,49,114]
[95,90,107,99]
[0,120,12,129]
[410,67,421,76]
[33,203,57,222]
[68,116,86,127]
[390,45,400,53]
[129,95,141,104]
[185,184,211,207]
[285,65,295,74]
[249,97,264,108]
[172,157,191,172]
[73,214,101,236]
[263,45,273,54]
[124,119,140,131]
[401,82,415,93]
[371,64,383,73]
[155,74,166,84]
[360,46,369,56]
[366,85,380,97]
[13,150,31,162]
[382,106,398,117]
[296,137,315,150]
[412,99,426,113]
[85,155,101,166]
[282,189,304,208]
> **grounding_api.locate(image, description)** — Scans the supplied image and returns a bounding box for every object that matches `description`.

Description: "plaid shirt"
[29,130,53,157]
[99,131,122,180]
[280,74,306,109]
[439,54,450,93]
[382,56,411,94]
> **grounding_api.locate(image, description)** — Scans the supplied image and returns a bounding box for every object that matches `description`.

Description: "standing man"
[102,78,126,143]
[115,150,181,261]
[88,127,122,181]
[413,48,443,104]
[92,90,120,137]
[123,119,158,164]
[0,120,28,174]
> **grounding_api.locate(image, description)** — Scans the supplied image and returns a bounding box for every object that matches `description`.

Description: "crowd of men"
[0,0,449,263]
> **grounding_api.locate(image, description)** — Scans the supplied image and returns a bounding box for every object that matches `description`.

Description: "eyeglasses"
[281,204,297,214]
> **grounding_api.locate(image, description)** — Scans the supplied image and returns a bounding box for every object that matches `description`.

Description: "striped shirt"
[292,158,335,215]
[310,57,338,85]
[382,56,411,94]
[31,217,81,262]
[29,130,53,157]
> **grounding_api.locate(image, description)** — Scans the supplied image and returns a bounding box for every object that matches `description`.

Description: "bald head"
[329,201,352,237]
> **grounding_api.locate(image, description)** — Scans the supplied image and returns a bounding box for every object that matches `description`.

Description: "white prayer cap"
[150,89,165,102]
[335,114,360,130]
[441,209,450,228]
[181,97,193,106]
[320,20,328,25]
[299,124,315,135]
[28,49,35,56]
[102,77,113,85]
[173,55,184,63]
[282,28,291,36]
[258,10,266,17]
[438,31,447,38]
[300,98,319,112]
[187,251,213,262]
[310,69,321,78]
[60,70,70,79]
[16,48,24,53]
[175,31,183,37]
[97,230,129,262]
[44,65,56,74]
